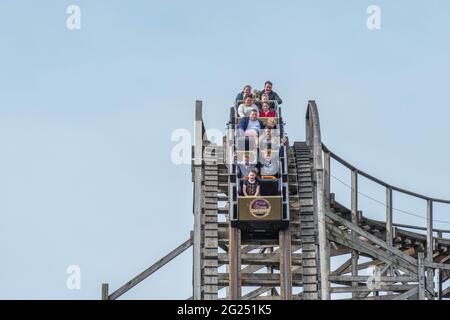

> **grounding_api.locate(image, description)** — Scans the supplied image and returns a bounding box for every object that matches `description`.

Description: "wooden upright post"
[193,100,203,300]
[437,268,443,300]
[426,200,434,299]
[324,151,331,210]
[418,252,426,300]
[280,230,292,300]
[351,170,359,299]
[228,226,241,300]
[386,187,393,246]
[102,283,109,300]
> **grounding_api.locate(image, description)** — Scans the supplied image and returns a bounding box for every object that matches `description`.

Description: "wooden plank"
[426,199,435,298]
[203,276,218,285]
[300,221,315,229]
[327,211,418,267]
[204,238,218,249]
[203,259,219,268]
[301,236,316,243]
[393,286,419,300]
[300,215,315,222]
[386,187,393,246]
[302,243,316,251]
[219,273,303,286]
[204,223,218,231]
[331,258,352,276]
[192,101,203,300]
[303,292,318,299]
[204,210,218,217]
[331,285,416,294]
[203,268,218,276]
[204,204,218,210]
[327,225,417,276]
[423,260,450,271]
[203,191,218,197]
[109,237,192,300]
[300,229,316,236]
[204,248,218,258]
[302,275,318,284]
[242,287,273,300]
[204,294,217,300]
[218,253,302,266]
[203,285,218,293]
[102,283,109,300]
[418,253,426,300]
[328,275,416,282]
[202,215,217,223]
[204,230,218,238]
[302,251,316,259]
[302,267,318,275]
[324,151,331,209]
[351,169,359,299]
[228,225,241,299]
[280,229,293,300]
[303,283,318,292]
[300,205,314,213]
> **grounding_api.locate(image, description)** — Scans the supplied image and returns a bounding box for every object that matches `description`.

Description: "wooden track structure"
[101,100,450,300]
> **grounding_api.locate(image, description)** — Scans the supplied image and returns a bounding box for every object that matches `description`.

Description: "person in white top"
[237,95,258,118]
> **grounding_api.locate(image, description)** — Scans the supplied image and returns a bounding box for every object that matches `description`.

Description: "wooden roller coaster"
[101,100,450,300]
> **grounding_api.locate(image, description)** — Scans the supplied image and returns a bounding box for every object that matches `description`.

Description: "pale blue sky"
[1,1,450,299]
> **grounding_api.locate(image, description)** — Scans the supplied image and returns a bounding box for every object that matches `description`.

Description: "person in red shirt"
[259,102,276,118]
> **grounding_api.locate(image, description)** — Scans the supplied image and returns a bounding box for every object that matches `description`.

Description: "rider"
[237,94,258,118]
[260,81,282,105]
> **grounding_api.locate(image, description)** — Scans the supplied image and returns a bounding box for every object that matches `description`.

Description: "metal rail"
[322,144,450,205]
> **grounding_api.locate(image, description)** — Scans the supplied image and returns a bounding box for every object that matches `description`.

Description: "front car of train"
[226,100,290,241]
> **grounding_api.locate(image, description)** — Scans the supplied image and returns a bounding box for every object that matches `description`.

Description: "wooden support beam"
[219,273,303,287]
[330,284,416,294]
[437,268,443,300]
[442,286,450,298]
[228,225,241,300]
[324,151,331,209]
[328,275,416,283]
[393,286,419,300]
[362,293,407,300]
[327,225,417,276]
[279,230,292,300]
[102,283,109,300]
[351,169,359,299]
[193,100,203,300]
[109,237,193,300]
[386,187,393,246]
[418,252,426,300]
[242,287,273,300]
[331,258,352,276]
[218,253,302,266]
[327,212,418,269]
[423,260,450,271]
[385,187,394,294]
[426,199,435,298]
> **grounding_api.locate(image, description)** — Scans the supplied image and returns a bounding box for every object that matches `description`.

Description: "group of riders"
[232,81,287,197]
